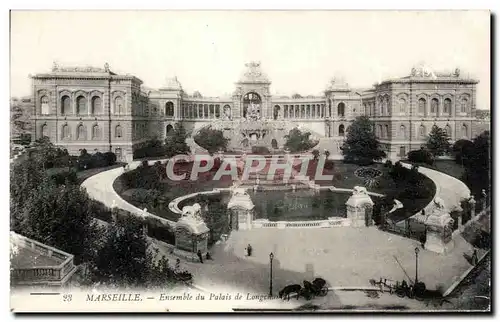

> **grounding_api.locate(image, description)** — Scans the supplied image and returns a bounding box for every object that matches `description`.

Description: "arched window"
[384,125,389,138]
[215,105,220,118]
[339,124,345,136]
[115,125,122,138]
[377,125,382,137]
[461,98,468,113]
[41,124,48,138]
[40,96,49,115]
[92,124,100,139]
[77,124,85,140]
[399,98,406,113]
[431,98,439,114]
[399,125,406,139]
[462,124,468,138]
[62,124,70,139]
[61,95,70,115]
[443,98,452,115]
[399,146,406,157]
[418,98,426,114]
[419,125,426,138]
[166,124,174,135]
[91,96,102,115]
[76,96,87,115]
[273,105,280,120]
[165,102,174,117]
[337,102,345,117]
[386,98,391,115]
[328,99,332,117]
[284,105,288,118]
[114,96,124,115]
[300,105,305,118]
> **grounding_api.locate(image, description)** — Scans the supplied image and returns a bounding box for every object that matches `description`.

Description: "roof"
[379,64,479,85]
[31,62,143,84]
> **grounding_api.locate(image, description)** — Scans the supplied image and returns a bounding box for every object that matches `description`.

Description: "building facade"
[30,62,482,161]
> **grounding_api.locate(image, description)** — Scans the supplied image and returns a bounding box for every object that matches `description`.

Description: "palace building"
[29,61,481,162]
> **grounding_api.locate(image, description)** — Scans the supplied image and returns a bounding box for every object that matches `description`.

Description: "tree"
[20,180,102,265]
[452,139,474,165]
[30,137,62,169]
[292,93,303,99]
[91,213,180,288]
[92,214,151,286]
[425,125,451,156]
[284,128,316,153]
[10,159,47,232]
[462,131,490,198]
[312,149,320,161]
[341,116,386,164]
[165,123,191,157]
[408,148,434,165]
[193,126,229,155]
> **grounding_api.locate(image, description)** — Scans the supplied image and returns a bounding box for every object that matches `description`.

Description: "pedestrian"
[175,258,180,272]
[197,250,204,263]
[472,249,478,265]
[206,252,212,260]
[246,244,253,257]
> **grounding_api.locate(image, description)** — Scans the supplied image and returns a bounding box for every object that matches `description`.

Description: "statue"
[433,197,446,211]
[181,203,203,221]
[246,103,261,121]
[223,105,232,120]
[52,61,59,72]
[104,62,110,72]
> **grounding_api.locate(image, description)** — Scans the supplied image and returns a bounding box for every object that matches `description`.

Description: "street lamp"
[414,247,420,284]
[269,252,274,297]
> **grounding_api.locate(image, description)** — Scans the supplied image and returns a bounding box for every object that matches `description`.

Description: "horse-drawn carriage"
[279,278,329,301]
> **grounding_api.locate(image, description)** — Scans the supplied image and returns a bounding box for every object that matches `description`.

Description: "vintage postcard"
[9,10,491,313]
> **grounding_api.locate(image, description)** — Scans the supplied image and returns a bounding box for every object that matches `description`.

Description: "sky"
[10,10,491,108]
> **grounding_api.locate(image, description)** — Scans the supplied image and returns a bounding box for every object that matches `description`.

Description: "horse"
[279,284,302,301]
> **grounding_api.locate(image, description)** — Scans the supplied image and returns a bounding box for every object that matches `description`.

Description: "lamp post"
[414,247,420,284]
[269,252,274,297]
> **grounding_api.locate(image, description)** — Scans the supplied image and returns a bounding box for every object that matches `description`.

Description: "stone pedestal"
[469,196,476,218]
[175,203,210,258]
[227,188,255,230]
[424,198,454,254]
[345,186,374,227]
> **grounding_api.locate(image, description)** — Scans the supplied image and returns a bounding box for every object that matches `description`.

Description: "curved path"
[81,160,175,226]
[401,162,471,220]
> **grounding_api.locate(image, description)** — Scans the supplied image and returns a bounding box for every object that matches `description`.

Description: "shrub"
[90,152,108,168]
[103,152,117,166]
[77,152,93,170]
[251,146,270,155]
[324,160,335,170]
[452,139,474,164]
[49,169,78,185]
[312,149,320,161]
[89,200,113,222]
[384,160,393,168]
[408,149,434,165]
